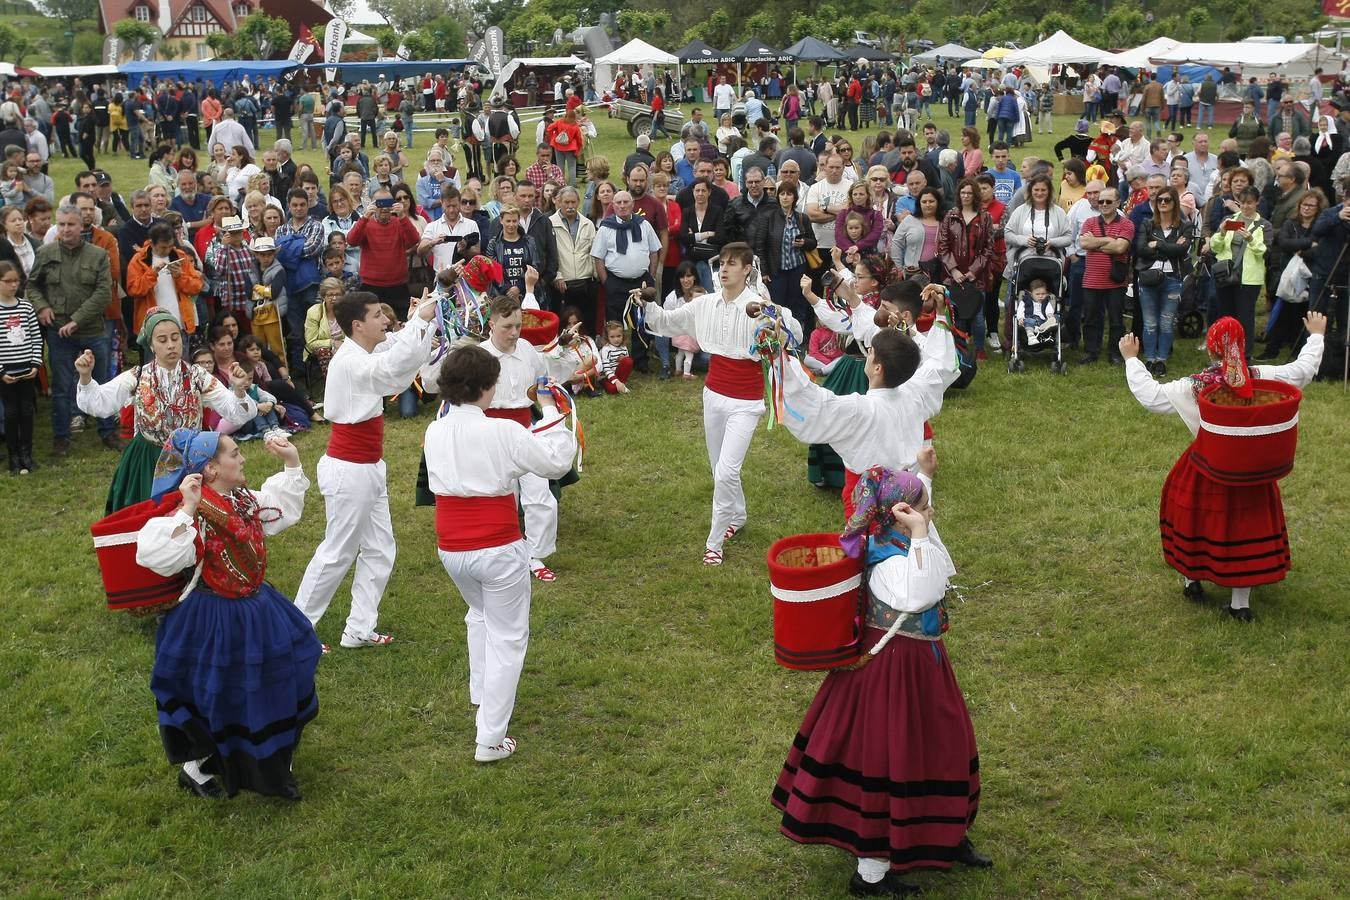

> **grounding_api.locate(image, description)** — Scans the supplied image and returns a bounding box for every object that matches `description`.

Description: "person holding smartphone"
[1208,186,1271,358]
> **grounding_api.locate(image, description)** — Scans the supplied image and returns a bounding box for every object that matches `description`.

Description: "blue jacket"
[996,93,1019,122]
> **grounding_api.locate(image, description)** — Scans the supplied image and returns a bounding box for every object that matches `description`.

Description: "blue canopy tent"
[119,60,300,88]
[305,60,476,82]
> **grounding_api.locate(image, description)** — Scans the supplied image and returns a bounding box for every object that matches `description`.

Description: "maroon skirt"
[1160,447,1291,588]
[772,627,980,872]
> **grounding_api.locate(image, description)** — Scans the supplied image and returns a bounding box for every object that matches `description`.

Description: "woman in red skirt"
[773,464,991,897]
[1121,312,1326,621]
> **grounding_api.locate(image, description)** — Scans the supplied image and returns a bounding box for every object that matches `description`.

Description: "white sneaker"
[70,415,84,432]
[475,737,518,762]
[986,333,1002,351]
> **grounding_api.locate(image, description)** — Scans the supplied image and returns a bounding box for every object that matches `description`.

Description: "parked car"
[606,98,686,138]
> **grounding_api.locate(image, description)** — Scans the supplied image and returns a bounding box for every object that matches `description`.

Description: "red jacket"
[847,79,862,102]
[347,214,420,287]
[938,208,998,291]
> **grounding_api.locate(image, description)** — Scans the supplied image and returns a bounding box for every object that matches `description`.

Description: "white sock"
[182,758,211,785]
[856,857,889,883]
[1184,578,1199,588]
[1230,587,1251,610]
[529,558,544,571]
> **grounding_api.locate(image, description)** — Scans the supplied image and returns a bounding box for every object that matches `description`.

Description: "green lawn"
[2,106,1348,898]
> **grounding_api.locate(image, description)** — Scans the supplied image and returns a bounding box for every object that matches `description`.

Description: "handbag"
[1138,267,1166,288]
[803,248,823,269]
[250,296,286,361]
[1095,216,1132,283]
[948,283,984,320]
[1275,254,1310,301]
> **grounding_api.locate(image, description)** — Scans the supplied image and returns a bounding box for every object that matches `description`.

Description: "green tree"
[205,31,235,59]
[682,8,731,47]
[72,28,102,65]
[740,10,775,43]
[617,10,671,41]
[403,16,467,59]
[113,19,160,59]
[38,0,97,34]
[158,41,181,61]
[234,13,292,59]
[1184,8,1209,40]
[0,22,33,65]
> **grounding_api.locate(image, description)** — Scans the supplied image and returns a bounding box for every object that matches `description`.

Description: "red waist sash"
[486,406,533,427]
[327,417,385,463]
[707,355,763,400]
[435,494,521,551]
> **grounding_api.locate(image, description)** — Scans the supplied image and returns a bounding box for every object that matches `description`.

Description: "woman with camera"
[1133,186,1192,376]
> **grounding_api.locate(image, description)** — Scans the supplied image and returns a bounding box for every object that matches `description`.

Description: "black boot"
[955,837,993,868]
[177,769,224,798]
[1182,580,1206,604]
[848,871,922,896]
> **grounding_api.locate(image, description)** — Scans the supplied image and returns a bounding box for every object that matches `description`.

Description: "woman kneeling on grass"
[773,460,992,896]
[134,428,321,799]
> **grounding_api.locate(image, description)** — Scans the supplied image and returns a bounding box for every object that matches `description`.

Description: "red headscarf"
[460,255,502,294]
[1192,316,1252,398]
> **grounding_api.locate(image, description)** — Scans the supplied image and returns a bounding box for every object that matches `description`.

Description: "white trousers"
[438,541,531,747]
[293,456,395,640]
[519,472,558,561]
[703,387,765,551]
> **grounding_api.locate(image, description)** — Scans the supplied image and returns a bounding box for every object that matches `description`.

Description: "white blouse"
[1125,334,1323,437]
[134,466,310,576]
[869,475,957,614]
[76,362,258,428]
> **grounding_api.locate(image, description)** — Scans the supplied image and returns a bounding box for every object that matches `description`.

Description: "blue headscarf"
[150,428,220,501]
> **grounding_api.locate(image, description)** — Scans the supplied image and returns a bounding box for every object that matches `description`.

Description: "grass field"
[2,106,1348,898]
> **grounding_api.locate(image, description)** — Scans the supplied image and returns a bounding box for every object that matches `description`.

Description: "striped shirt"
[1081,215,1135,289]
[0,299,42,372]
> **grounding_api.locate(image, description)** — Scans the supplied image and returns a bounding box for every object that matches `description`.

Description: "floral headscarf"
[839,466,927,559]
[1191,316,1252,399]
[150,427,219,501]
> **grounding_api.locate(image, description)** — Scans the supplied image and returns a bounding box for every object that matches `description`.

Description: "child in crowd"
[191,347,215,369]
[598,320,633,394]
[0,162,25,208]
[0,261,41,474]
[664,263,704,380]
[547,305,600,395]
[1015,277,1058,346]
[843,211,871,248]
[322,244,360,292]
[805,323,845,376]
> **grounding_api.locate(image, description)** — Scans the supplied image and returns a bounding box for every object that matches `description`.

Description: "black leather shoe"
[1076,354,1097,366]
[1182,581,1206,604]
[1225,605,1254,622]
[955,837,993,868]
[278,777,303,801]
[177,769,224,798]
[848,872,922,896]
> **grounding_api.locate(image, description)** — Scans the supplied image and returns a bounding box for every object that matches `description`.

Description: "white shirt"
[151,253,180,321]
[207,119,254,157]
[225,163,261,202]
[424,403,575,498]
[422,213,479,271]
[323,316,434,426]
[76,362,257,427]
[1066,195,1098,257]
[643,287,802,360]
[135,467,309,576]
[713,83,736,110]
[26,129,49,164]
[805,178,851,248]
[590,214,660,278]
[483,337,546,409]
[1125,334,1323,436]
[780,326,957,476]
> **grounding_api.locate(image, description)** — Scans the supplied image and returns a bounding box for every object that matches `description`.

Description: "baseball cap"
[94,171,112,185]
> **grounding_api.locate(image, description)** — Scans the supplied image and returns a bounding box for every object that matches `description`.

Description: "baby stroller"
[1006,255,1067,375]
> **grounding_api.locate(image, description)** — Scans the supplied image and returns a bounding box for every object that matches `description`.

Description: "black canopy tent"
[723,36,795,90]
[783,35,849,83]
[840,44,894,63]
[673,39,733,65]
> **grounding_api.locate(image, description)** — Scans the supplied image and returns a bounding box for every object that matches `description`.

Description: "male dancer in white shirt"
[293,290,436,650]
[478,293,563,581]
[781,282,960,516]
[643,242,803,566]
[424,344,576,762]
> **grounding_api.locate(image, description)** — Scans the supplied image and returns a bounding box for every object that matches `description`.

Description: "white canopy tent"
[595,38,678,95]
[31,65,121,78]
[1003,30,1108,67]
[961,58,1000,70]
[913,43,981,63]
[1100,37,1181,69]
[1147,41,1344,77]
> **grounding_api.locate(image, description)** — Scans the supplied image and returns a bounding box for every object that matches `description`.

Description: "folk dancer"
[293,290,437,651]
[642,242,804,566]
[134,428,320,799]
[1121,313,1326,621]
[773,464,991,896]
[75,308,257,513]
[424,345,576,762]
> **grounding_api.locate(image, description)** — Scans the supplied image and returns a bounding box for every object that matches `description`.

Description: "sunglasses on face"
[1098,199,1117,205]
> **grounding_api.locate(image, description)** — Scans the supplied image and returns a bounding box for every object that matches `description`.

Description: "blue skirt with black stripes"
[151,582,321,797]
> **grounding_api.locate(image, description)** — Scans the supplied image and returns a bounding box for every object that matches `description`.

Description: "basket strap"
[770,574,861,603]
[1198,413,1299,437]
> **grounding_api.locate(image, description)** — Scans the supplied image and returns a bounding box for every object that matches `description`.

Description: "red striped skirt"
[1160,447,1291,588]
[772,627,980,872]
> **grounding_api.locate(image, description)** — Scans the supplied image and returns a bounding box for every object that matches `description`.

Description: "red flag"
[298,24,320,51]
[1324,0,1350,19]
